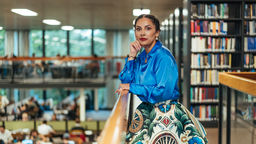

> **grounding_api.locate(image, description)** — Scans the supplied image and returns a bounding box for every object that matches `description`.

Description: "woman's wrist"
[128,54,136,60]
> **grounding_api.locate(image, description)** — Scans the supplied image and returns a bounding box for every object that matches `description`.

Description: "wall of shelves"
[186,0,243,128]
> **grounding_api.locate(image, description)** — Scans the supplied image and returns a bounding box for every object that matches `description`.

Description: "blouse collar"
[139,40,162,61]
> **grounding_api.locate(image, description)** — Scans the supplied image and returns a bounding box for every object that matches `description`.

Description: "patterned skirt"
[126,100,208,144]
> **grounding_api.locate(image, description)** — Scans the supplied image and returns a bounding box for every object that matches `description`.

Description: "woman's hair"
[134,14,160,31]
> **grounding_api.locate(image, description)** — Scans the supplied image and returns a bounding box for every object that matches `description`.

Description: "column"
[79,88,86,121]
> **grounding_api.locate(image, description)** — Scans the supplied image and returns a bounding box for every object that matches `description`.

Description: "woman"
[116,14,208,144]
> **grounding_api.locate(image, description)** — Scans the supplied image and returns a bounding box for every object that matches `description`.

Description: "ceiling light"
[61,25,74,31]
[11,9,37,16]
[164,19,169,25]
[0,27,3,30]
[183,9,188,16]
[175,8,180,16]
[42,19,61,25]
[133,9,150,16]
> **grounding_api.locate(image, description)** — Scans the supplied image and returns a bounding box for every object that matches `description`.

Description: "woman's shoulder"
[155,46,174,60]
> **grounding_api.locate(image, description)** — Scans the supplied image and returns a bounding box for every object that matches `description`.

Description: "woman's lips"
[140,38,147,41]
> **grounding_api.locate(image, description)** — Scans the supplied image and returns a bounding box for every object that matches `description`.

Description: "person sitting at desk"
[37,120,55,142]
[0,125,13,143]
[70,118,86,143]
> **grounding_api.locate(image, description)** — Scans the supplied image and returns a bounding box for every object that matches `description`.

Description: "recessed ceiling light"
[133,9,150,16]
[42,19,61,25]
[175,8,180,16]
[11,9,37,16]
[0,27,3,30]
[61,25,74,31]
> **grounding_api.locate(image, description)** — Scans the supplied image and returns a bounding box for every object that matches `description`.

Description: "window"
[129,29,135,42]
[93,29,106,56]
[0,30,4,56]
[70,29,92,56]
[45,30,67,57]
[29,89,43,100]
[46,88,67,105]
[29,30,43,57]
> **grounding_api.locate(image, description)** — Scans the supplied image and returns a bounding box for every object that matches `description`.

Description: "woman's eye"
[146,27,151,30]
[136,28,141,31]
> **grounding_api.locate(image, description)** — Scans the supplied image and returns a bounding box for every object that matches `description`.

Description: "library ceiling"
[0,0,182,30]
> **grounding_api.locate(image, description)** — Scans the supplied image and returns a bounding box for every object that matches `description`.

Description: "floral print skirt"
[126,100,208,144]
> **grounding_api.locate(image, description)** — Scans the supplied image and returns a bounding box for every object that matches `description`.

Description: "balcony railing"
[0,56,125,87]
[98,91,131,144]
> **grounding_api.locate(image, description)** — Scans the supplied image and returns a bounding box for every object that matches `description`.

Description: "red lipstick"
[140,38,147,41]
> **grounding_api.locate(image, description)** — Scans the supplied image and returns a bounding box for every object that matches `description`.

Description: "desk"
[219,72,256,144]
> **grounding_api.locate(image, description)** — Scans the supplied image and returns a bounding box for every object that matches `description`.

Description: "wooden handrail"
[98,91,129,144]
[219,72,256,96]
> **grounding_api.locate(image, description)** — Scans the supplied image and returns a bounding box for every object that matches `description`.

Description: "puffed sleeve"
[129,54,178,103]
[119,58,136,83]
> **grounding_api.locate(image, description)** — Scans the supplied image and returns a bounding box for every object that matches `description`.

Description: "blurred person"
[62,133,75,144]
[86,54,100,78]
[22,112,29,121]
[37,120,55,142]
[29,129,40,142]
[27,97,39,119]
[0,95,9,117]
[0,125,13,143]
[71,118,85,131]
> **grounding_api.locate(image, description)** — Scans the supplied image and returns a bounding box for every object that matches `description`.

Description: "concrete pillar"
[18,30,30,56]
[79,88,86,121]
[94,88,98,111]
[5,31,14,57]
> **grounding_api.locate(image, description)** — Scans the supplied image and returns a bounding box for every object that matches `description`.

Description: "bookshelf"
[244,1,256,71]
[186,0,244,127]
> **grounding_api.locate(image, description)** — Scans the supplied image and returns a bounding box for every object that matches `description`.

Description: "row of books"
[245,4,256,18]
[190,87,219,102]
[191,3,229,19]
[244,21,256,35]
[190,105,218,120]
[244,54,256,68]
[191,53,232,68]
[244,37,256,51]
[191,20,228,35]
[191,37,236,52]
[191,70,219,85]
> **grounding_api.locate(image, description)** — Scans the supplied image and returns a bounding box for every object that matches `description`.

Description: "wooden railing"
[98,91,130,144]
[219,72,256,96]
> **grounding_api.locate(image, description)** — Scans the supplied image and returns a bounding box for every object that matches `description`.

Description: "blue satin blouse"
[119,41,180,104]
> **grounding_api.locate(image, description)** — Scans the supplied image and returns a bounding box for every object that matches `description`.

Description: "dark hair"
[43,120,47,124]
[134,14,160,31]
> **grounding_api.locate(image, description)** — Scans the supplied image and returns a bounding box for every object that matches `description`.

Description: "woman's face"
[135,17,160,47]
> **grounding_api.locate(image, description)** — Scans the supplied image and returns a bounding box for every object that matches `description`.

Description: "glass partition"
[70,29,92,56]
[45,30,67,57]
[220,85,256,144]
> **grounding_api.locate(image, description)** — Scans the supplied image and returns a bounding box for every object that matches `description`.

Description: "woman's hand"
[115,83,130,95]
[129,40,142,58]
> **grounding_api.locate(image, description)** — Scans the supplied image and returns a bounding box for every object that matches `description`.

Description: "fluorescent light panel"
[11,9,37,16]
[0,27,3,30]
[61,25,74,31]
[43,19,61,25]
[133,9,150,16]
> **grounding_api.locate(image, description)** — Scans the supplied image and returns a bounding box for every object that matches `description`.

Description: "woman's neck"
[144,40,157,54]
